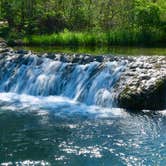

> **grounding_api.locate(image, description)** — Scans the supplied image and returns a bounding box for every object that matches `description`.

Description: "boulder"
[116,56,166,110]
[118,77,166,110]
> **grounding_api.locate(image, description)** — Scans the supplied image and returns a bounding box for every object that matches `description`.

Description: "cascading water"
[1,51,166,166]
[0,53,126,108]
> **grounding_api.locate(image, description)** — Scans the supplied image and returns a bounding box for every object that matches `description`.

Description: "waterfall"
[0,53,126,107]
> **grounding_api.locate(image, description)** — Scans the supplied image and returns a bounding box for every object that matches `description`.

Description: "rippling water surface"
[0,93,166,166]
[0,52,166,165]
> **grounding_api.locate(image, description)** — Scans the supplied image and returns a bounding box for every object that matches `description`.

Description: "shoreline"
[4,30,165,47]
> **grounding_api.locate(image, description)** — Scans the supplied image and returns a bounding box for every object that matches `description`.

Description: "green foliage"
[39,12,67,33]
[0,0,165,46]
[134,0,161,31]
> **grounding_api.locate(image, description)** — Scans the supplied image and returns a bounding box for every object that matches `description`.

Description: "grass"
[23,32,107,46]
[5,29,166,47]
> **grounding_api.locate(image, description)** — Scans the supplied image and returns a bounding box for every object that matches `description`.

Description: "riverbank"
[5,30,166,47]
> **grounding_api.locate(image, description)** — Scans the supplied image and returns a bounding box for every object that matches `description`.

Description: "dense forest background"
[0,0,165,46]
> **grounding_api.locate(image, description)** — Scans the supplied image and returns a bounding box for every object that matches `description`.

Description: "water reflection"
[14,46,166,56]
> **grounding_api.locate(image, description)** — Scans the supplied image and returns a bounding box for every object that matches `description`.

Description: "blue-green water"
[0,50,166,165]
[0,93,166,166]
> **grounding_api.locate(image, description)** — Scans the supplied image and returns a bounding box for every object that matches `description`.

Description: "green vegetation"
[22,30,165,46]
[0,0,165,46]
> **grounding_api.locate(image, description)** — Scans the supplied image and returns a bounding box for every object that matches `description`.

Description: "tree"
[134,0,161,31]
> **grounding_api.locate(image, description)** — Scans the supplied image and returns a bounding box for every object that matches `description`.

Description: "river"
[0,46,166,165]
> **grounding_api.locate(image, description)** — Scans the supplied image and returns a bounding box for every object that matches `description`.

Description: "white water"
[0,53,126,108]
[0,92,128,118]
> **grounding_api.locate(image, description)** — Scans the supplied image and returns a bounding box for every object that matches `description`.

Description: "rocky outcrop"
[116,56,166,110]
[0,38,13,54]
[118,77,166,110]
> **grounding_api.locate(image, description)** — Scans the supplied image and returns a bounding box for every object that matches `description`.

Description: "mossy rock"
[118,78,166,110]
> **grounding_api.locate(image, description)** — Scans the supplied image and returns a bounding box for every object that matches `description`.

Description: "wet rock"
[118,77,166,110]
[94,56,104,62]
[116,56,166,110]
[46,53,56,59]
[54,54,69,62]
[83,55,94,64]
[15,50,29,54]
[0,38,7,47]
[0,48,10,53]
